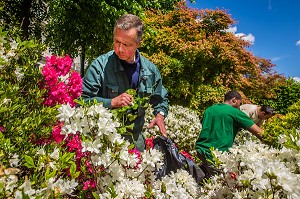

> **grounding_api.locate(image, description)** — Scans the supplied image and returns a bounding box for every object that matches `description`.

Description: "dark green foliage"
[45,0,191,65]
[262,99,300,151]
[254,78,300,114]
[0,24,58,162]
[0,0,48,39]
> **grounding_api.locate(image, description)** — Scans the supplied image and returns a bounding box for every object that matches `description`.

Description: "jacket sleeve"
[151,66,169,117]
[81,60,112,108]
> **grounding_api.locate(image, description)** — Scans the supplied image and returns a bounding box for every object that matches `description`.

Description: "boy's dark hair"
[261,105,275,115]
[224,90,242,101]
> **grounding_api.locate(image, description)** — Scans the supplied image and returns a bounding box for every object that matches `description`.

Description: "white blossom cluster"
[143,105,202,155]
[0,167,20,198]
[57,103,120,138]
[200,140,300,199]
[14,177,78,199]
[0,34,23,81]
[4,102,300,198]
[152,169,201,198]
[3,147,79,198]
[0,36,18,68]
[58,103,197,198]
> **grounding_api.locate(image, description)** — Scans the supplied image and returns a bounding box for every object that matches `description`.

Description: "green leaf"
[24,155,35,168]
[45,167,56,180]
[70,162,76,176]
[92,192,100,199]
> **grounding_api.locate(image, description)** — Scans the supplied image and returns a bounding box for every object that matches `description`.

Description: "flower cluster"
[0,33,18,70]
[143,105,202,156]
[56,103,182,198]
[200,140,300,198]
[152,169,201,198]
[42,54,82,107]
[2,26,300,198]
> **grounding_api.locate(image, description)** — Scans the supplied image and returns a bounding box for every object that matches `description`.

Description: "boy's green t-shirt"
[196,103,254,161]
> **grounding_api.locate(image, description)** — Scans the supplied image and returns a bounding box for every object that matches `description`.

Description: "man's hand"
[148,113,167,137]
[111,93,133,108]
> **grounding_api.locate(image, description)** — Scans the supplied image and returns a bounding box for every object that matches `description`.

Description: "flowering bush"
[0,25,201,198]
[1,23,300,198]
[201,140,300,198]
[143,105,202,157]
[42,54,82,108]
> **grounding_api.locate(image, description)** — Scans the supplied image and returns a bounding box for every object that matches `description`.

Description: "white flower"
[37,148,45,155]
[6,50,15,57]
[19,179,36,197]
[57,104,76,122]
[10,41,18,50]
[141,148,163,169]
[14,67,24,81]
[3,98,11,105]
[9,154,20,167]
[115,178,146,198]
[49,162,57,170]
[50,148,60,160]
[47,177,78,195]
[119,150,139,168]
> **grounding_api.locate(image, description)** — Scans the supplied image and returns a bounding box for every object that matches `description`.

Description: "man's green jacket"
[81,50,169,151]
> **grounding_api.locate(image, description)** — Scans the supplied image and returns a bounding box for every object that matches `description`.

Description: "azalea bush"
[0,24,201,198]
[260,99,300,150]
[201,140,300,199]
[1,22,300,199]
[143,105,202,157]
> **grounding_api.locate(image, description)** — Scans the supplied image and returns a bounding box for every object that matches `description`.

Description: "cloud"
[268,0,272,10]
[226,26,237,34]
[236,33,255,44]
[296,40,300,46]
[271,57,280,62]
[225,26,255,44]
[293,77,300,82]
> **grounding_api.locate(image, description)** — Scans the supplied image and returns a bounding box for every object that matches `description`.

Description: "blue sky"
[187,0,300,81]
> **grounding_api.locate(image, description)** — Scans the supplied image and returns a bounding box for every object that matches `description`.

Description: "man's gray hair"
[114,14,144,43]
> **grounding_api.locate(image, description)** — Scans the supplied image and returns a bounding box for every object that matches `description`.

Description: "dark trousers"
[197,153,221,179]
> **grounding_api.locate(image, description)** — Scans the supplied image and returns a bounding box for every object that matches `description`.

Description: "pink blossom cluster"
[128,148,142,169]
[42,54,82,107]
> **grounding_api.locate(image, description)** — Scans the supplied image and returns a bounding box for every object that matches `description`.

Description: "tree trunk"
[20,0,32,39]
[80,44,86,78]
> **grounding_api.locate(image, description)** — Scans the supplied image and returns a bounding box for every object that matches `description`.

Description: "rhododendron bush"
[0,27,200,198]
[1,24,300,199]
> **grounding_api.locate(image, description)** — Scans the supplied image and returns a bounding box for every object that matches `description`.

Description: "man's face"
[259,111,273,120]
[113,28,141,63]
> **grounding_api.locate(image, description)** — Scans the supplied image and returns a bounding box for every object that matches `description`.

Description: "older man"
[81,14,169,151]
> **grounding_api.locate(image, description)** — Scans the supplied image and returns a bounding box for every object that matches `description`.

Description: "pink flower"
[68,71,82,99]
[0,125,5,132]
[42,54,82,108]
[65,134,84,159]
[56,54,72,76]
[128,148,142,169]
[228,171,237,180]
[46,55,58,67]
[83,179,96,190]
[145,136,154,150]
[85,160,93,174]
[52,122,65,143]
[66,134,82,152]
